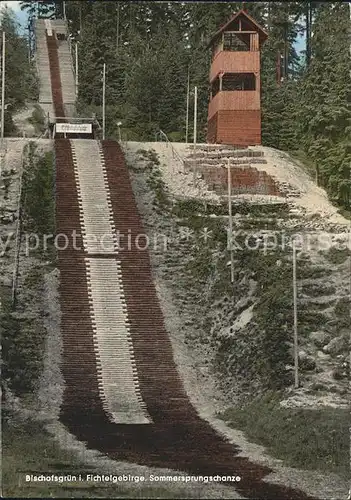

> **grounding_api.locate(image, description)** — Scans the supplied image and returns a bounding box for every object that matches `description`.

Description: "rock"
[310,382,329,392]
[0,213,16,224]
[314,366,324,373]
[337,327,351,338]
[322,336,348,356]
[332,366,348,380]
[298,350,316,371]
[316,350,331,361]
[310,330,331,348]
[1,276,12,287]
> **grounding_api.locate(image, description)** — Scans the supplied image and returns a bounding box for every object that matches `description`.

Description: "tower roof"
[207,9,268,48]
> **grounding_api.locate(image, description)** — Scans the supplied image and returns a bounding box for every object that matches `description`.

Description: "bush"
[22,143,55,256]
[27,105,46,133]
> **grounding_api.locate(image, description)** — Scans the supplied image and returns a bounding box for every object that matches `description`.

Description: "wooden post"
[185,66,190,143]
[75,42,78,97]
[292,240,299,388]
[1,30,5,141]
[102,62,106,140]
[193,86,197,146]
[227,159,234,285]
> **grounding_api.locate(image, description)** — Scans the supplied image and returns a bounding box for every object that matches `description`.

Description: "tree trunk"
[116,3,120,55]
[284,23,289,80]
[306,2,311,67]
[79,3,82,33]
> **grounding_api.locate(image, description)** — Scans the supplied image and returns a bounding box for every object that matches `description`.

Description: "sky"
[0,0,28,34]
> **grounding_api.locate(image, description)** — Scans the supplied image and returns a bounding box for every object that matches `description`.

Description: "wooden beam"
[250,33,259,51]
[224,30,257,34]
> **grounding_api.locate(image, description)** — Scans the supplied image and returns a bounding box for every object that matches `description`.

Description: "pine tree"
[1,8,36,114]
[297,2,351,207]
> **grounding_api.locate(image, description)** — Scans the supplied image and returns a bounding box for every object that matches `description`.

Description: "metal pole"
[102,62,106,140]
[292,239,299,388]
[116,3,120,55]
[193,85,197,146]
[63,1,66,20]
[227,159,234,284]
[27,24,31,63]
[75,42,78,97]
[185,66,190,143]
[1,30,5,141]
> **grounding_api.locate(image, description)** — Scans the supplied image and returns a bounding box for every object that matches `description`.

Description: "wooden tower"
[207,10,268,146]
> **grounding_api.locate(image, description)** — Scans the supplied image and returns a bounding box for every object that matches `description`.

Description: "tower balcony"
[210,51,260,83]
[208,90,260,120]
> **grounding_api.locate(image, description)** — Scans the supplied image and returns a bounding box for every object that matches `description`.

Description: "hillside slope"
[124,141,350,410]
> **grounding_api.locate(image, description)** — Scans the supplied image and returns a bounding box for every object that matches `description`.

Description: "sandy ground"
[123,141,350,230]
[123,141,221,203]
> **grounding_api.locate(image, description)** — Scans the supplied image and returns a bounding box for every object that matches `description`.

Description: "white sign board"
[56,123,92,134]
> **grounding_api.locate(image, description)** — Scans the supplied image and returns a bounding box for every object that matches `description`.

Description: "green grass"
[138,149,172,211]
[2,418,200,499]
[219,392,349,479]
[288,150,317,179]
[337,207,351,220]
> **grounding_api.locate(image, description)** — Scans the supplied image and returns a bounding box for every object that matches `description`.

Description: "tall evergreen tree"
[1,7,36,110]
[296,2,351,207]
